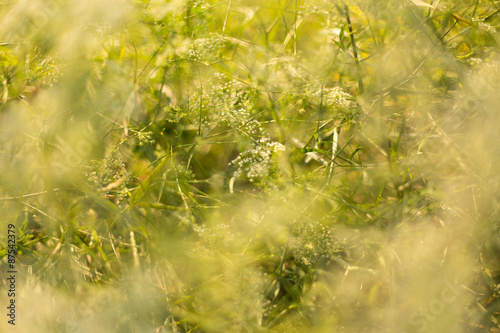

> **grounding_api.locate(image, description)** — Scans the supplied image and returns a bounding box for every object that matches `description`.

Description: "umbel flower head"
[230,137,285,184]
[312,87,359,121]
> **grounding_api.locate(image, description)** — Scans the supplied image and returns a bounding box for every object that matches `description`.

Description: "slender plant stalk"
[222,0,232,35]
[294,0,298,55]
[344,4,364,94]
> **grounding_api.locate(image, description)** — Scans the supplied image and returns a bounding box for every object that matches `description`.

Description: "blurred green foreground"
[1,0,500,332]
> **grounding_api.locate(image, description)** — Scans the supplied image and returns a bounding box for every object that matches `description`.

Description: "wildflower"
[230,139,285,184]
[312,87,359,120]
[85,148,130,203]
[183,33,230,62]
[291,220,343,269]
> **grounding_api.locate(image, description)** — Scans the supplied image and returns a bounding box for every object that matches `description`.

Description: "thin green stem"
[222,0,232,35]
[344,4,364,94]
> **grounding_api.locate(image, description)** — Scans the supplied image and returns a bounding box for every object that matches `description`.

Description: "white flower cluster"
[290,220,342,268]
[312,87,358,120]
[193,223,233,250]
[184,33,228,62]
[472,17,496,33]
[189,74,285,185]
[85,148,130,202]
[190,75,261,134]
[467,58,500,96]
[221,106,262,136]
[231,137,285,183]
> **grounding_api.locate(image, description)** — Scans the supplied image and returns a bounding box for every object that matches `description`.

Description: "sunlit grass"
[1,0,500,332]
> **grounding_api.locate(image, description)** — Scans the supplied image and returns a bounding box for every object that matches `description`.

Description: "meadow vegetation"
[1,0,500,332]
